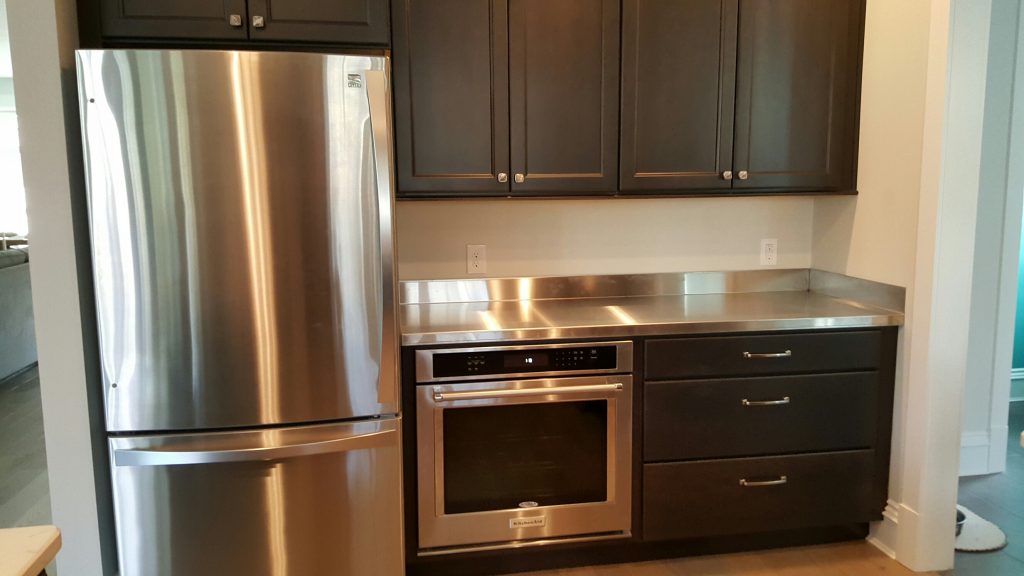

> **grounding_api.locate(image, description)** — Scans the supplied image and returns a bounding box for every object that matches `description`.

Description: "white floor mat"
[955,505,1008,553]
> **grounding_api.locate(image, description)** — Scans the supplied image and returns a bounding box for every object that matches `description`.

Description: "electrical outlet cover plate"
[760,238,778,266]
[467,244,487,274]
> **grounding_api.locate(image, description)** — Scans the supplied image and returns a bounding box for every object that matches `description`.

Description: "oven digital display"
[429,345,619,379]
[503,352,551,370]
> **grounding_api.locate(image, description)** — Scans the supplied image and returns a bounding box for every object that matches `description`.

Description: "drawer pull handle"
[743,350,792,359]
[739,475,788,487]
[742,396,791,407]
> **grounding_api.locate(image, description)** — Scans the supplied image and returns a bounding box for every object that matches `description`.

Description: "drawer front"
[643,450,878,541]
[645,330,881,380]
[644,372,878,461]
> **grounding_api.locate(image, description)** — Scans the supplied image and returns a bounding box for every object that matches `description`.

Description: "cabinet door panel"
[101,0,248,40]
[249,0,390,45]
[620,0,737,193]
[509,0,619,194]
[393,0,511,195]
[733,0,863,192]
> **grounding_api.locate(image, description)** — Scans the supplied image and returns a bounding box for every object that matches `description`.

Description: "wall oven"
[414,341,633,553]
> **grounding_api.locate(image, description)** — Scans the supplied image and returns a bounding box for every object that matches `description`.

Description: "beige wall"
[811,0,931,288]
[396,197,814,279]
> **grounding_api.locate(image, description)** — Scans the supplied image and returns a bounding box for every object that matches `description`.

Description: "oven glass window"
[442,400,608,514]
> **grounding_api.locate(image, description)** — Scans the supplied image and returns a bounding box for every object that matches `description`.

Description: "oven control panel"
[417,342,631,382]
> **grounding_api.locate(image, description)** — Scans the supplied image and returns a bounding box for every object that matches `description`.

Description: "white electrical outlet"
[760,238,778,266]
[467,244,487,274]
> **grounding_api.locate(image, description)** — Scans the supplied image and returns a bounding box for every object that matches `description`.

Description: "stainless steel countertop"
[400,290,903,346]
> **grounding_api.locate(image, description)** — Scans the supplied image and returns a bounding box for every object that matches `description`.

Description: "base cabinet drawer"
[645,331,881,380]
[644,373,878,461]
[643,450,878,541]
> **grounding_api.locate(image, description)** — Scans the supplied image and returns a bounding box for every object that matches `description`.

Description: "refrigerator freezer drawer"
[109,418,403,576]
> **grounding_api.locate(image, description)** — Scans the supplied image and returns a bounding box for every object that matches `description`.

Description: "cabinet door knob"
[514,173,525,184]
[497,173,508,183]
[722,170,733,181]
[252,15,266,28]
[738,170,749,180]
[228,14,243,27]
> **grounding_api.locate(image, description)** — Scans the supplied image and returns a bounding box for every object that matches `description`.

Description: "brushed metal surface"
[109,418,403,576]
[400,269,811,305]
[401,290,904,346]
[416,376,632,550]
[414,341,632,383]
[77,50,398,432]
[809,269,906,313]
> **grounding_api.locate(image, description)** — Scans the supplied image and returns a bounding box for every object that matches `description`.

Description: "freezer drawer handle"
[739,475,788,488]
[432,383,623,403]
[113,427,396,467]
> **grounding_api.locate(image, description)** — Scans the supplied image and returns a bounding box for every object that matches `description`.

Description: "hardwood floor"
[518,541,933,576]
[944,401,1024,576]
[0,365,51,530]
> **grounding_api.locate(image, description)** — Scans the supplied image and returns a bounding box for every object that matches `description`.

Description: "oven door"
[416,375,632,551]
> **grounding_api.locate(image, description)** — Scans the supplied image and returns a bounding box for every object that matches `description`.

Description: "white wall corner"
[958,425,1008,476]
[959,430,991,476]
[988,424,1009,473]
[1011,369,1024,401]
[868,500,901,559]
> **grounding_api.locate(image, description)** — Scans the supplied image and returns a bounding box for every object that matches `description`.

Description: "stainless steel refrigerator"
[76,49,402,576]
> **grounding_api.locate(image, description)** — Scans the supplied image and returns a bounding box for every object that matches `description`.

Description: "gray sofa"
[0,247,37,381]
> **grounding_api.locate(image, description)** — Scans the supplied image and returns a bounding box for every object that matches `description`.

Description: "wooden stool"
[0,526,61,576]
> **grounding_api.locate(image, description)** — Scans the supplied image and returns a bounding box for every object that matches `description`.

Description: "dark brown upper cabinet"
[99,0,250,41]
[733,0,862,192]
[507,0,620,194]
[393,0,620,197]
[391,0,511,195]
[621,0,737,193]
[97,0,390,45]
[248,0,390,45]
[621,0,865,195]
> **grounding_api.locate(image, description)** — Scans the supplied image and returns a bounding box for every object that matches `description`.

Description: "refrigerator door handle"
[112,420,398,467]
[365,67,399,408]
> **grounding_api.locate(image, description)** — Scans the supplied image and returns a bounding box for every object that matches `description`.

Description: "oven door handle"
[432,383,623,403]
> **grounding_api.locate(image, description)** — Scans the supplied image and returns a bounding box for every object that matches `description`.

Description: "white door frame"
[958,0,1023,479]
[883,0,1024,571]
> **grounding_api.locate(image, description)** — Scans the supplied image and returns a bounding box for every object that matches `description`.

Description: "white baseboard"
[960,431,991,476]
[868,500,900,559]
[989,425,1009,474]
